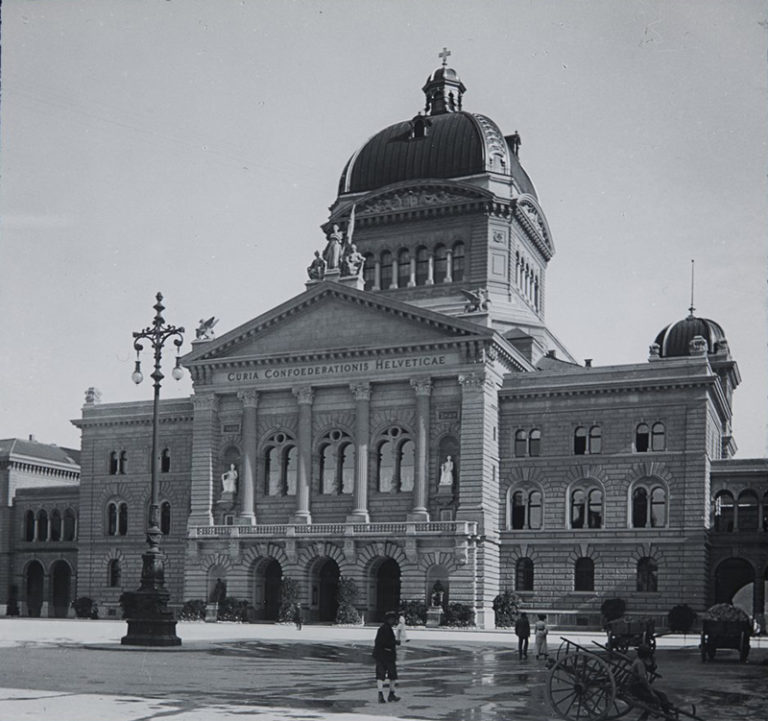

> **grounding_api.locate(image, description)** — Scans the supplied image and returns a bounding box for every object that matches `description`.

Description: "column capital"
[410,377,433,397]
[292,385,314,405]
[192,393,218,412]
[458,372,488,393]
[237,389,259,408]
[350,382,371,402]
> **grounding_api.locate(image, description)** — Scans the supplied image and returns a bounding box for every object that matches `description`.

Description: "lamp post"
[120,292,184,646]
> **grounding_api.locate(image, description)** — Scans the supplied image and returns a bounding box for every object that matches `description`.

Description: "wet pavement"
[0,619,766,720]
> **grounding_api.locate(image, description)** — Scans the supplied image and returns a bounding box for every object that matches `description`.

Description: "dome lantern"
[422,47,466,116]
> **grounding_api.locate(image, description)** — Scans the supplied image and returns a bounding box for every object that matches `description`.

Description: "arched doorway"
[373,558,401,622]
[26,561,44,618]
[262,559,282,621]
[715,557,754,604]
[316,559,340,622]
[51,561,71,618]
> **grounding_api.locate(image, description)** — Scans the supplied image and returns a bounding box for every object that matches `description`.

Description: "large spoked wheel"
[547,651,617,721]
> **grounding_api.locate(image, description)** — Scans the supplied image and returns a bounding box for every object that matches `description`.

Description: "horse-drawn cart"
[605,615,656,654]
[699,604,751,663]
[546,637,703,721]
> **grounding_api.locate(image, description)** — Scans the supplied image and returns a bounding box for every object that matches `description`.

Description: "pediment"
[183,283,490,366]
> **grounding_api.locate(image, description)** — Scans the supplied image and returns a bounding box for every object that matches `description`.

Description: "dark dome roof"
[338,111,535,196]
[654,314,726,357]
[426,66,460,83]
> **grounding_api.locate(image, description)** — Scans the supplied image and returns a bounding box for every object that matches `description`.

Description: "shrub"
[600,598,626,627]
[72,597,97,619]
[335,576,361,624]
[442,601,475,627]
[493,590,520,628]
[178,599,206,621]
[400,599,427,626]
[668,604,697,634]
[218,597,249,622]
[278,576,300,622]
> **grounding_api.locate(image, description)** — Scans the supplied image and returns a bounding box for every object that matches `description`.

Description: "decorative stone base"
[205,603,219,622]
[426,607,443,627]
[121,618,181,647]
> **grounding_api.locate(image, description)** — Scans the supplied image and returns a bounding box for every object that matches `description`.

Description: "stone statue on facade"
[196,316,219,341]
[342,243,365,277]
[323,224,344,270]
[307,250,327,280]
[439,455,454,486]
[221,464,238,495]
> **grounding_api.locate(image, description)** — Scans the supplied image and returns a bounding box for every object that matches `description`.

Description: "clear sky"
[1,0,766,456]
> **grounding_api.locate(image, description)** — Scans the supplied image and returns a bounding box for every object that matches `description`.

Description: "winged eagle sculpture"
[195,316,219,341]
[461,287,490,313]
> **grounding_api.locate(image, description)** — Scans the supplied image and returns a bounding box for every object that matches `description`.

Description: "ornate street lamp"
[121,292,184,646]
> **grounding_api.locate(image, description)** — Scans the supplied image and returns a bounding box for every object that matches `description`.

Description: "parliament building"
[5,59,767,629]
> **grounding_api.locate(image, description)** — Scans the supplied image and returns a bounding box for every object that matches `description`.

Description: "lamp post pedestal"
[120,549,181,646]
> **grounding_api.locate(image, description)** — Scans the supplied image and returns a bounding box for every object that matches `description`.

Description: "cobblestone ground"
[0,621,766,720]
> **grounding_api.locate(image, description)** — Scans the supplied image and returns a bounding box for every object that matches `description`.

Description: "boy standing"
[515,611,530,659]
[373,611,401,703]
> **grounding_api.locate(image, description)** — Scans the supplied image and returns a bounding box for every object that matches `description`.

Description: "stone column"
[188,393,218,528]
[348,382,371,523]
[237,389,259,525]
[409,257,416,287]
[446,248,454,283]
[427,256,434,285]
[374,260,381,290]
[292,385,314,524]
[390,258,399,289]
[409,378,432,521]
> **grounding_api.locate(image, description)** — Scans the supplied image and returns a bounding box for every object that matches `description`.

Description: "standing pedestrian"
[372,611,401,703]
[534,613,549,660]
[294,602,303,630]
[515,611,530,660]
[396,613,409,644]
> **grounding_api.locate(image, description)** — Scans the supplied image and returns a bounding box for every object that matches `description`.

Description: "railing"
[189,520,477,539]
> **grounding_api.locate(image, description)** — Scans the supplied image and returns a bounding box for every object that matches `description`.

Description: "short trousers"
[375,658,398,681]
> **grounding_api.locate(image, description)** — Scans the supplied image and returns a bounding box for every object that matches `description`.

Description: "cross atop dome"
[423,49,466,116]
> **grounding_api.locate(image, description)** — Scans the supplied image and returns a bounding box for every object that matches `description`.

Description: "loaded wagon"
[605,615,656,654]
[699,604,751,663]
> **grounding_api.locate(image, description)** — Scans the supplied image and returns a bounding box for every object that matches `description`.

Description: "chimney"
[584,359,592,368]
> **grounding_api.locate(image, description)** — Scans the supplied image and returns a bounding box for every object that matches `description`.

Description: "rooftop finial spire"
[688,259,696,317]
[438,47,451,67]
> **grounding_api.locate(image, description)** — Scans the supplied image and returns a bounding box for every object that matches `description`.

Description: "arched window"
[380,250,393,289]
[515,557,534,592]
[588,426,602,454]
[511,491,525,529]
[376,426,414,493]
[574,558,595,592]
[650,487,667,527]
[319,430,355,495]
[108,559,122,588]
[415,246,429,285]
[763,491,768,532]
[118,502,128,535]
[36,510,48,541]
[50,510,62,541]
[398,248,410,288]
[529,429,541,457]
[651,423,666,451]
[633,483,667,527]
[118,451,127,475]
[737,490,759,531]
[24,510,35,541]
[514,430,527,457]
[632,487,648,528]
[160,501,171,535]
[713,490,735,532]
[571,485,603,529]
[452,241,465,282]
[636,557,658,592]
[528,491,543,529]
[363,253,375,290]
[264,432,297,496]
[161,448,171,473]
[109,451,119,475]
[588,489,603,528]
[63,509,76,541]
[574,427,587,455]
[434,244,447,283]
[107,502,118,536]
[635,424,650,453]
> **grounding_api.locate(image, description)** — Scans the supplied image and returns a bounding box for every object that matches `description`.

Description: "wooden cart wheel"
[547,650,617,721]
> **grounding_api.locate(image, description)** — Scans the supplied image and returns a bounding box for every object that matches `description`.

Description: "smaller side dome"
[653,314,727,358]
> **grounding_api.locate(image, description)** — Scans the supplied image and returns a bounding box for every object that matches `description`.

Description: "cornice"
[74,414,194,430]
